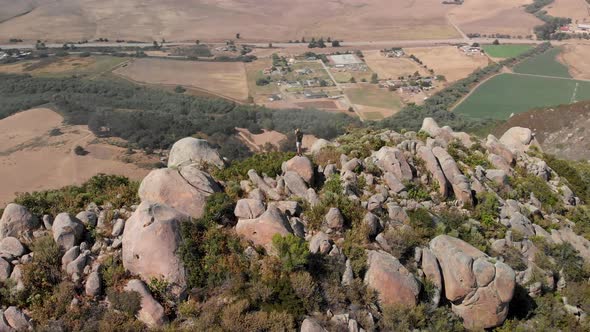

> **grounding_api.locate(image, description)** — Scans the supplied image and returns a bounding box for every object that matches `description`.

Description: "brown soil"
[0,0,459,42]
[404,46,489,82]
[235,128,317,153]
[450,0,543,37]
[558,43,590,80]
[114,58,249,101]
[0,108,157,207]
[494,101,590,160]
[363,50,428,80]
[546,0,590,23]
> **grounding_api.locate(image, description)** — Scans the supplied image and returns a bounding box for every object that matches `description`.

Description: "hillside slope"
[2,118,590,331]
[495,100,590,160]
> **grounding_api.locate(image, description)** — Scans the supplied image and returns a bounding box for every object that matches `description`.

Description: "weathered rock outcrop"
[364,250,421,307]
[432,147,473,205]
[234,199,266,220]
[167,137,224,169]
[373,147,413,181]
[0,204,38,239]
[125,279,167,327]
[499,127,540,155]
[52,213,84,251]
[235,205,292,251]
[417,146,449,198]
[138,165,221,219]
[283,156,315,184]
[430,235,516,329]
[122,202,188,298]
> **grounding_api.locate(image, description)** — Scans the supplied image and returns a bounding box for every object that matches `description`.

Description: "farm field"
[404,46,489,82]
[482,44,533,58]
[363,50,428,80]
[513,47,572,78]
[0,108,154,206]
[114,58,249,101]
[546,0,590,23]
[0,0,460,42]
[558,44,590,80]
[245,58,280,103]
[449,0,542,36]
[0,56,128,78]
[0,0,35,22]
[454,73,590,120]
[345,85,403,120]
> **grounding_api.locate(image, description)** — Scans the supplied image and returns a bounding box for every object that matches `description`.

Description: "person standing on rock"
[295,128,304,156]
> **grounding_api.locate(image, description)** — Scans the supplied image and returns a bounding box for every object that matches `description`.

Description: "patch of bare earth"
[113,58,249,101]
[494,101,590,160]
[0,108,156,206]
[450,0,542,37]
[235,128,317,153]
[0,0,459,42]
[558,43,590,80]
[404,46,489,82]
[546,0,590,23]
[364,50,429,80]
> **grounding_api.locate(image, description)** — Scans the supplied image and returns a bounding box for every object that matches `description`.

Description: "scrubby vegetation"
[0,73,359,161]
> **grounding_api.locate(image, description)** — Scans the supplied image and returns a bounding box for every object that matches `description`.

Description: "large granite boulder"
[364,250,421,307]
[432,147,473,206]
[418,146,449,198]
[234,199,266,220]
[283,171,309,197]
[373,147,413,181]
[52,213,84,251]
[486,135,515,165]
[125,279,167,327]
[167,137,224,169]
[122,202,188,298]
[499,127,539,155]
[283,156,315,184]
[430,235,516,329]
[0,204,39,239]
[138,165,221,219]
[235,205,292,252]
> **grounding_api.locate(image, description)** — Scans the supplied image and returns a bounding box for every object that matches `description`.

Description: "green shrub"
[213,152,295,182]
[107,288,142,317]
[407,208,436,241]
[272,234,309,272]
[405,181,431,201]
[29,281,76,326]
[22,235,62,303]
[509,172,562,212]
[379,304,463,331]
[544,154,590,203]
[568,206,590,240]
[15,174,139,216]
[383,226,422,262]
[101,255,128,288]
[98,309,146,332]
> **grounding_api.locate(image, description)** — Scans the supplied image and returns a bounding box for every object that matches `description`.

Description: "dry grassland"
[363,50,429,80]
[546,0,590,23]
[558,43,590,80]
[404,46,489,82]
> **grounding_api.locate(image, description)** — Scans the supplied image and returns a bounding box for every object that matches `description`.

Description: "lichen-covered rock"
[325,207,344,231]
[429,235,516,329]
[364,250,421,307]
[248,170,282,201]
[122,202,188,298]
[309,231,332,255]
[383,172,406,194]
[167,137,224,169]
[75,211,97,228]
[301,317,327,332]
[52,213,84,251]
[3,306,32,331]
[235,206,292,252]
[0,257,11,281]
[283,156,315,184]
[125,279,167,327]
[283,171,309,197]
[85,271,102,297]
[310,139,332,156]
[421,248,442,306]
[0,204,38,239]
[486,135,515,166]
[138,165,221,219]
[499,127,539,155]
[0,237,25,258]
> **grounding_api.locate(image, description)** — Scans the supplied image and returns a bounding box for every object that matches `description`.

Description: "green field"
[483,44,533,58]
[345,85,402,110]
[454,73,590,119]
[513,47,571,78]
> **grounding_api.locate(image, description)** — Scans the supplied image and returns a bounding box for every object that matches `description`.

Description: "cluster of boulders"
[2,120,590,330]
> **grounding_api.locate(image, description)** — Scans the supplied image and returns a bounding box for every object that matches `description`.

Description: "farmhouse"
[578,24,590,31]
[460,45,482,55]
[381,48,405,58]
[329,54,363,67]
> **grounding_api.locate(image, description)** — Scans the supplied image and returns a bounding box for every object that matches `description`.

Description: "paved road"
[0,38,564,50]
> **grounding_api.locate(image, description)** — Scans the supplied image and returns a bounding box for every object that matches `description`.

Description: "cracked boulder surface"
[138,164,221,219]
[122,202,188,299]
[429,235,516,330]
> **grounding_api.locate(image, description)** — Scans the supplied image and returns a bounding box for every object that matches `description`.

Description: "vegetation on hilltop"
[0,73,360,160]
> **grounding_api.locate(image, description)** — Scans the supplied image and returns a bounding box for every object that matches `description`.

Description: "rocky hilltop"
[1,119,590,331]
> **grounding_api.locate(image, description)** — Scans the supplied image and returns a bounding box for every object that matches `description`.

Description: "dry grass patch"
[364,50,428,80]
[0,108,155,206]
[404,46,489,82]
[558,43,590,80]
[114,58,248,101]
[546,0,590,23]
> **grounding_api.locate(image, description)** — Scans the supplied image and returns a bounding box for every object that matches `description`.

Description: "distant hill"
[494,100,590,160]
[0,0,35,23]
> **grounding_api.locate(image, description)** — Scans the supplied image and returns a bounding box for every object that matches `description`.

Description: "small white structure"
[328,54,363,66]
